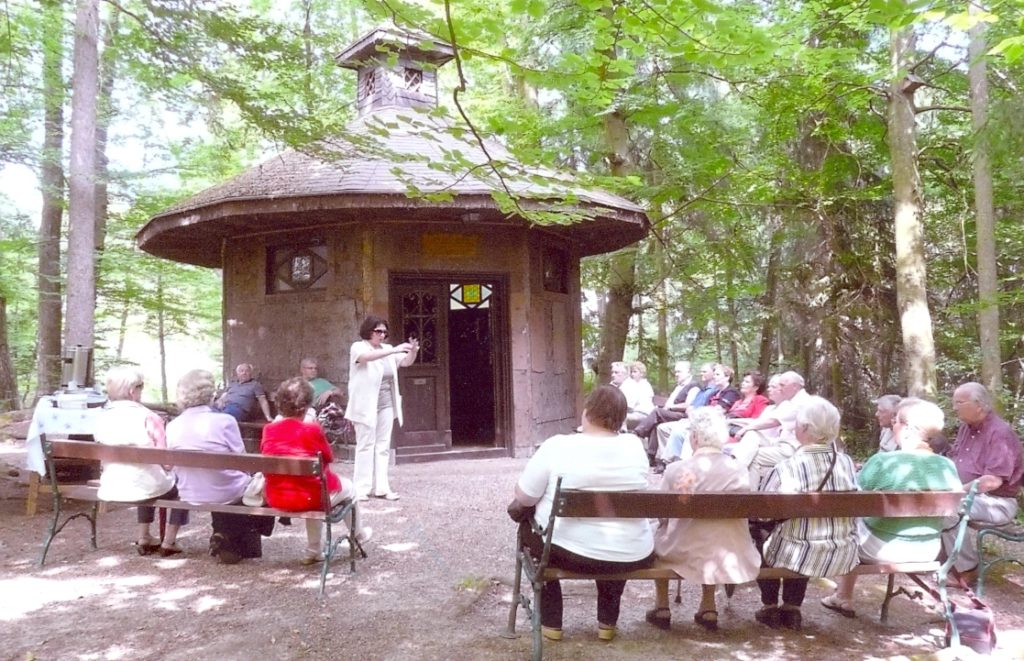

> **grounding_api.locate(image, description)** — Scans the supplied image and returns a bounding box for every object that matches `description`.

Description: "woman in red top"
[261,377,371,565]
[727,371,770,420]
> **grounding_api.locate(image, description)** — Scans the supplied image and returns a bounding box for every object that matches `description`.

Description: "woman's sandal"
[694,609,719,631]
[645,607,672,630]
[158,544,184,557]
[134,541,161,556]
[820,594,856,618]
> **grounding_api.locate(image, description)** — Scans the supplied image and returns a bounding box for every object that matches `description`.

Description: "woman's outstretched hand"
[395,338,420,353]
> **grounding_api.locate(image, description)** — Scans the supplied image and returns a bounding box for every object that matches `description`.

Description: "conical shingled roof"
[136,32,648,267]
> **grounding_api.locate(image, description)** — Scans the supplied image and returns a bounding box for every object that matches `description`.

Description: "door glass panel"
[399,289,438,365]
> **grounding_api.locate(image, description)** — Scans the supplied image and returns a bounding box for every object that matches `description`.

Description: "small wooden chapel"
[136,26,648,461]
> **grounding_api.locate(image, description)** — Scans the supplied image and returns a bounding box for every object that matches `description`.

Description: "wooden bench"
[505,480,971,661]
[39,436,366,597]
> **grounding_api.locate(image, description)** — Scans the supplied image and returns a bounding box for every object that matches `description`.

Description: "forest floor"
[1,433,1023,661]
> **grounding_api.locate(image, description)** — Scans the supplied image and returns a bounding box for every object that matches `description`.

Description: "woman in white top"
[93,366,185,557]
[344,315,419,501]
[624,361,656,430]
[512,385,655,643]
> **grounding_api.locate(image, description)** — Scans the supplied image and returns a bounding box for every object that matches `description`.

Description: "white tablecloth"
[25,396,102,475]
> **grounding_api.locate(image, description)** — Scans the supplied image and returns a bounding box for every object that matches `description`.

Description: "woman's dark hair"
[276,377,314,418]
[584,385,628,432]
[359,315,389,340]
[746,370,767,395]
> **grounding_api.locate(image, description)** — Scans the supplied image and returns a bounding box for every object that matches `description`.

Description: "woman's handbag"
[945,595,997,655]
[242,472,266,507]
[750,443,840,543]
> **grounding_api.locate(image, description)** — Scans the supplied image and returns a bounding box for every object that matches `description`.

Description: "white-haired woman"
[166,369,273,562]
[647,407,761,632]
[821,398,961,618]
[755,395,858,631]
[93,366,185,556]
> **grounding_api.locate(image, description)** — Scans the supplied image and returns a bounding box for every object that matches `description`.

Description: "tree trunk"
[115,306,129,361]
[36,0,65,398]
[969,5,1001,397]
[594,107,639,381]
[888,27,937,398]
[65,0,100,349]
[758,228,781,374]
[93,7,119,252]
[157,271,168,402]
[726,269,738,372]
[655,228,669,392]
[0,297,20,411]
[595,246,637,381]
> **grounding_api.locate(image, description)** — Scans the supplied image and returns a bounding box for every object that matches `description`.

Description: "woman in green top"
[820,398,961,617]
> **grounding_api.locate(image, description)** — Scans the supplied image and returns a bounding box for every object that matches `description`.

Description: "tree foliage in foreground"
[1,0,1023,439]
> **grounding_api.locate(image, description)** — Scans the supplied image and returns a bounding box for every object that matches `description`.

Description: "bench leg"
[977,528,989,598]
[975,526,1024,598]
[89,501,99,550]
[531,578,543,661]
[319,516,333,599]
[879,574,896,624]
[27,472,41,516]
[503,551,525,637]
[39,492,97,566]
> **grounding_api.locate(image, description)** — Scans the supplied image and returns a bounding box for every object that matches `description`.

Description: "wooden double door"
[389,273,509,453]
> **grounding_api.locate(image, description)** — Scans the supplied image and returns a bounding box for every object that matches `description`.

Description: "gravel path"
[2,453,1023,660]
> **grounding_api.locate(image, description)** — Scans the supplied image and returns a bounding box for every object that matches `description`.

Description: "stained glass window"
[450,283,491,310]
[266,245,328,293]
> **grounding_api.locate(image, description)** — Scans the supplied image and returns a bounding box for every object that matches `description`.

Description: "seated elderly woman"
[647,407,761,632]
[726,371,770,420]
[512,385,655,643]
[93,366,185,557]
[725,373,781,443]
[261,377,371,565]
[166,369,274,563]
[623,361,656,430]
[756,395,858,631]
[820,398,961,617]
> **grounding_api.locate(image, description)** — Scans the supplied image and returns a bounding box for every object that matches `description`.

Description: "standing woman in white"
[345,315,419,501]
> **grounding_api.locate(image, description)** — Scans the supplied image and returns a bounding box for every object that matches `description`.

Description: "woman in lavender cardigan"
[165,369,273,563]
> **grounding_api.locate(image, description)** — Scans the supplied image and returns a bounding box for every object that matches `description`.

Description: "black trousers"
[211,511,276,559]
[634,408,685,456]
[751,520,809,607]
[521,521,655,628]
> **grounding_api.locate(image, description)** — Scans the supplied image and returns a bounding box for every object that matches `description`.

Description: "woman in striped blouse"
[754,395,858,631]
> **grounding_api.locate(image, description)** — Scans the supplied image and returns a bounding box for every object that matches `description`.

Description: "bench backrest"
[44,438,322,477]
[556,489,966,519]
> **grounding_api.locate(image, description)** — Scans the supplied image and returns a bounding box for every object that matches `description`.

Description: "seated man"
[660,364,740,464]
[216,363,273,423]
[940,382,1023,584]
[726,370,810,487]
[300,357,344,409]
[634,361,701,464]
[652,363,719,463]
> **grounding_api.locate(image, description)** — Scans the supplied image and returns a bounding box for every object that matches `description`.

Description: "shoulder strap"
[816,442,839,491]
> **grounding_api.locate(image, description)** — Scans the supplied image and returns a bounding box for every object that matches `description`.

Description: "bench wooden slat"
[48,439,319,476]
[58,485,328,520]
[558,489,965,519]
[540,561,941,582]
